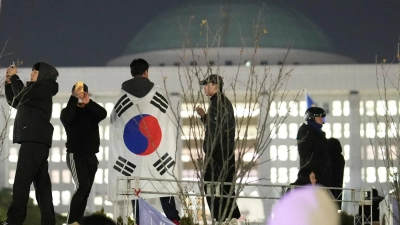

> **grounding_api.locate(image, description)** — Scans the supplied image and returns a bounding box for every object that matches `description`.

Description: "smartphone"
[75,81,84,94]
[10,60,15,68]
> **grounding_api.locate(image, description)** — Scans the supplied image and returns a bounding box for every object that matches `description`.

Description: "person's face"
[315,116,324,125]
[203,83,218,96]
[30,70,39,82]
[310,172,317,185]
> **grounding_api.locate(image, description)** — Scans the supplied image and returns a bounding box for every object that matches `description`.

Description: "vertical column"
[344,90,362,214]
[257,92,272,221]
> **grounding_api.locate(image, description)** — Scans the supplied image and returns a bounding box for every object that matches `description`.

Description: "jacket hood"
[121,77,154,98]
[36,62,59,81]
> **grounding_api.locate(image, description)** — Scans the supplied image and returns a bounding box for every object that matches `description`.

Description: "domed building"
[107,0,355,66]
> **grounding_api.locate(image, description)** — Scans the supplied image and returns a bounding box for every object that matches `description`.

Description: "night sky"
[0,0,399,67]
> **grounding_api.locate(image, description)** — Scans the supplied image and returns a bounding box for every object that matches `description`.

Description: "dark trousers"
[132,197,180,223]
[204,172,241,221]
[66,153,98,224]
[7,142,55,225]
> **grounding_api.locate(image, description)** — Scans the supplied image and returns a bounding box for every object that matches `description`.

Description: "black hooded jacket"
[5,62,59,147]
[296,122,332,187]
[121,76,154,97]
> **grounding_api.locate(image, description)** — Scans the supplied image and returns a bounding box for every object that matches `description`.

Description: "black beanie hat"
[71,84,89,93]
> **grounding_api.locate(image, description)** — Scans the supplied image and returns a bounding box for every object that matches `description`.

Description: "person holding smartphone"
[60,83,107,225]
[4,62,58,225]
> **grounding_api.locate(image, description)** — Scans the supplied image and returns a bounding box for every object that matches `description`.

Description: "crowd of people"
[3,58,348,225]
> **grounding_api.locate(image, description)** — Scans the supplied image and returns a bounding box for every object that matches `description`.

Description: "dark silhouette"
[327,138,345,209]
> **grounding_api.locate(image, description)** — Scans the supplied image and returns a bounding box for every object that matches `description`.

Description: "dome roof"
[123,0,336,55]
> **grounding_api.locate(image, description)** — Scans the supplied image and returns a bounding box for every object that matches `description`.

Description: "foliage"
[340,211,354,225]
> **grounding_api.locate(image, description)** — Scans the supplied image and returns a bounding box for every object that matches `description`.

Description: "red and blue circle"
[123,114,162,156]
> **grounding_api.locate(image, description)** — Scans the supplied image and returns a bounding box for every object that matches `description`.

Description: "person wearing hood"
[4,62,58,225]
[124,58,180,225]
[296,107,332,188]
[196,74,241,222]
[60,83,107,225]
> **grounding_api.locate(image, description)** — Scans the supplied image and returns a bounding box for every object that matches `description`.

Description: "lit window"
[99,125,104,140]
[105,103,115,118]
[62,148,67,162]
[97,147,104,161]
[51,170,60,183]
[105,125,110,140]
[94,196,103,205]
[377,167,387,183]
[30,191,38,205]
[270,124,277,139]
[9,125,13,140]
[278,167,288,183]
[278,123,288,139]
[278,101,288,116]
[376,100,386,116]
[289,167,298,183]
[10,108,17,119]
[366,167,376,183]
[359,101,364,116]
[299,101,306,117]
[365,101,374,116]
[181,125,204,140]
[343,145,350,160]
[105,146,109,161]
[8,170,15,184]
[237,125,258,139]
[95,169,103,184]
[278,145,288,161]
[51,147,61,162]
[52,103,61,118]
[270,168,277,183]
[269,102,277,117]
[288,101,298,117]
[288,123,298,139]
[332,123,342,138]
[233,103,260,117]
[53,125,61,141]
[389,167,398,182]
[344,167,350,183]
[344,123,350,138]
[61,191,71,205]
[243,152,257,162]
[360,123,364,138]
[377,122,386,138]
[52,191,60,206]
[343,101,350,116]
[62,170,71,183]
[181,154,191,162]
[388,100,397,115]
[332,101,342,116]
[270,145,277,161]
[9,147,18,162]
[104,168,108,184]
[289,145,298,161]
[366,145,375,160]
[323,123,331,138]
[388,123,397,138]
[62,127,67,140]
[365,123,375,138]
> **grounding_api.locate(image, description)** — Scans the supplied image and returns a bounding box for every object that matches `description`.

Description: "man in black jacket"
[4,62,58,225]
[296,107,332,188]
[196,74,241,222]
[60,83,107,225]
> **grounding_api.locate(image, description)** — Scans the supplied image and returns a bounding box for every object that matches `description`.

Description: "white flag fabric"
[139,197,176,225]
[108,85,179,200]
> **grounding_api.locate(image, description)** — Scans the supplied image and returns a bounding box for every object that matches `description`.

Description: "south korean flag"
[108,85,179,200]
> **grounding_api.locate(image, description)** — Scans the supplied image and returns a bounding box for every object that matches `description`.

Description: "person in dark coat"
[61,83,107,225]
[296,107,332,188]
[4,62,58,225]
[327,137,345,209]
[286,167,316,193]
[196,74,241,221]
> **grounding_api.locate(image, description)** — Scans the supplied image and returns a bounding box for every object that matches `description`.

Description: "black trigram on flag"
[115,94,133,117]
[113,156,136,176]
[153,153,175,175]
[150,92,168,113]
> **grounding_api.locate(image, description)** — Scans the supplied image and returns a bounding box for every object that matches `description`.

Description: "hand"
[196,106,205,118]
[72,86,84,99]
[6,66,17,84]
[80,92,90,104]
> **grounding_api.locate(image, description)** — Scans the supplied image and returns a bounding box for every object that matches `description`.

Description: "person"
[4,62,58,225]
[286,167,316,194]
[327,137,345,209]
[125,58,180,225]
[81,215,116,225]
[296,107,332,188]
[196,74,241,222]
[60,83,107,225]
